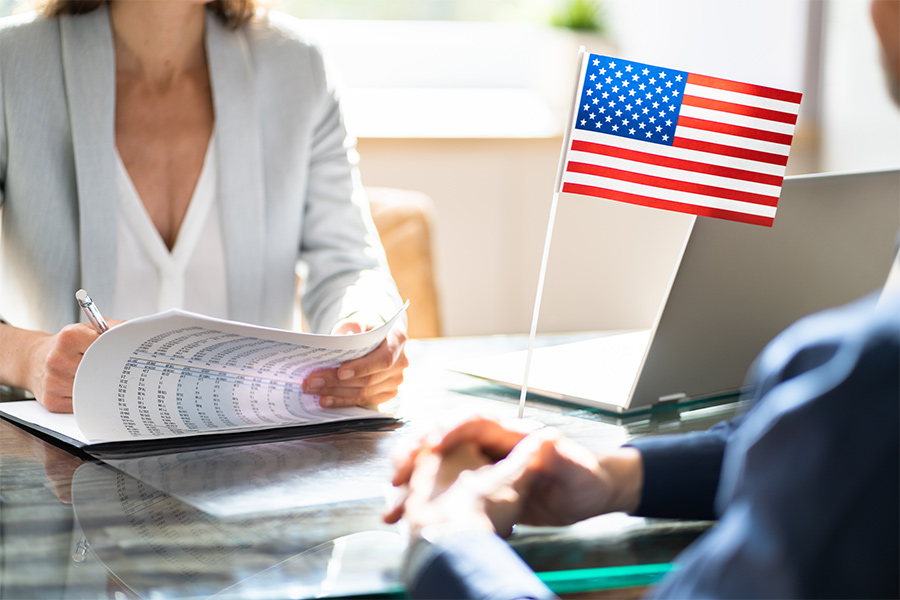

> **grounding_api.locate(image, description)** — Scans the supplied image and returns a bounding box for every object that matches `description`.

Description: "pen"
[75,289,109,334]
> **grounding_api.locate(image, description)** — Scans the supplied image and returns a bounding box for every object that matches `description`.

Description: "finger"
[433,416,532,462]
[333,321,365,335]
[382,484,410,524]
[318,374,404,408]
[336,331,407,381]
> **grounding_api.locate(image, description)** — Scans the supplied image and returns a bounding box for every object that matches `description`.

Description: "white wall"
[322,0,899,336]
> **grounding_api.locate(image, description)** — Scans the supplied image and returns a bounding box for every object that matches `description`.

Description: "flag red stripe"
[686,72,803,104]
[672,137,789,167]
[561,182,774,227]
[570,139,785,187]
[566,162,779,207]
[676,116,794,146]
[681,95,799,125]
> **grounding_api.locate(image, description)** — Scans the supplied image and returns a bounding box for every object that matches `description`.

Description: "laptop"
[453,169,900,414]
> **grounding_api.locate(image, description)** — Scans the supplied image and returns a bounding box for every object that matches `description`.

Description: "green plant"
[550,0,606,33]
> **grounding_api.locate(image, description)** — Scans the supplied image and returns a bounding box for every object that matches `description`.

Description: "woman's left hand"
[302,319,409,408]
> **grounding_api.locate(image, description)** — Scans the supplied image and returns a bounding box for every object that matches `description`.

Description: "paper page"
[0,399,90,445]
[73,307,405,444]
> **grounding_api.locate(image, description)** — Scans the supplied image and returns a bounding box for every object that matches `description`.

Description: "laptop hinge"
[657,392,688,404]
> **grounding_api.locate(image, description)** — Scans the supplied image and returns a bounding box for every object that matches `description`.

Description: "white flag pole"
[517,48,589,419]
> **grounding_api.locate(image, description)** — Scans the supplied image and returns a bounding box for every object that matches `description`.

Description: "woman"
[0,0,408,413]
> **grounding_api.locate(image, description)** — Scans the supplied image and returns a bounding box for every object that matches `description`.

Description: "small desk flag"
[558,54,802,227]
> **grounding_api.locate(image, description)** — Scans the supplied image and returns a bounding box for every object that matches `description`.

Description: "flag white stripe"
[565,149,783,197]
[561,171,778,218]
[570,129,788,177]
[678,105,797,135]
[675,125,792,156]
[683,83,802,114]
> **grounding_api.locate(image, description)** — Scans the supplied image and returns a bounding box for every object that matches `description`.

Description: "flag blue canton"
[574,55,689,147]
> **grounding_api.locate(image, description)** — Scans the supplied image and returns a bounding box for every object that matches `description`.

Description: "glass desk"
[0,335,744,599]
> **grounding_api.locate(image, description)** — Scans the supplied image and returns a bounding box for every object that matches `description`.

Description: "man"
[384,2,900,598]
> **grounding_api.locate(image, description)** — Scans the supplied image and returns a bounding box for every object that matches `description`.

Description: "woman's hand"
[25,323,103,413]
[302,318,409,408]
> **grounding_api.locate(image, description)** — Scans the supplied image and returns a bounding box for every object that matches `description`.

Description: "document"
[0,307,405,454]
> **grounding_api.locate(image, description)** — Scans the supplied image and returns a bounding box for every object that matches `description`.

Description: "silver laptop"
[454,169,900,414]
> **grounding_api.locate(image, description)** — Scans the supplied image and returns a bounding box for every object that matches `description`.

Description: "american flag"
[558,54,802,227]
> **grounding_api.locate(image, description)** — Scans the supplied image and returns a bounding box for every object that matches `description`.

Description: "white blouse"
[111,131,229,321]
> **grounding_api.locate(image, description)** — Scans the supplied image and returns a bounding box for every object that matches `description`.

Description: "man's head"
[871,0,900,104]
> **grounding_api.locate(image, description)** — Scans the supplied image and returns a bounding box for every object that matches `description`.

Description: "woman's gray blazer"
[0,6,402,334]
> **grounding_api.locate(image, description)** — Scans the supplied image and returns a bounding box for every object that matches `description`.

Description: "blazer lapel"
[205,13,265,324]
[59,5,117,307]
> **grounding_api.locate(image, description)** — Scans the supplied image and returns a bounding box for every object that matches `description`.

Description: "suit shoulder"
[243,11,321,58]
[0,11,56,41]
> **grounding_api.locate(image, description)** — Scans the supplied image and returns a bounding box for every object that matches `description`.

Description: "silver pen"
[75,289,109,334]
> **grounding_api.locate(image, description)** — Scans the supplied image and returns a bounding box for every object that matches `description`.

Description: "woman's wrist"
[0,324,45,392]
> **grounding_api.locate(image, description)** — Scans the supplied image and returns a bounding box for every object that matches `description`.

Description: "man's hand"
[385,416,645,531]
[302,319,409,408]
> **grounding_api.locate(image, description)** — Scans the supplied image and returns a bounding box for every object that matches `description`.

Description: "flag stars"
[576,54,687,146]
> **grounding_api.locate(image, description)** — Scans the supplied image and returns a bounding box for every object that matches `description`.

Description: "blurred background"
[4,0,898,337]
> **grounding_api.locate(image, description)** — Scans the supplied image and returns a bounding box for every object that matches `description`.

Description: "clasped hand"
[383,416,645,538]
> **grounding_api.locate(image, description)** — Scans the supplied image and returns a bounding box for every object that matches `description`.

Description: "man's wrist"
[598,446,644,514]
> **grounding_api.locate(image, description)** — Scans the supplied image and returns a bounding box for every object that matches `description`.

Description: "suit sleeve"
[405,532,558,600]
[626,417,743,520]
[297,43,404,333]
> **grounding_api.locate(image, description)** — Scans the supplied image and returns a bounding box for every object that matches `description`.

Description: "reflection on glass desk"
[0,334,745,599]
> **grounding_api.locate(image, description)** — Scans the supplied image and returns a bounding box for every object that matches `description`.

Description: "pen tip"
[75,289,88,301]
